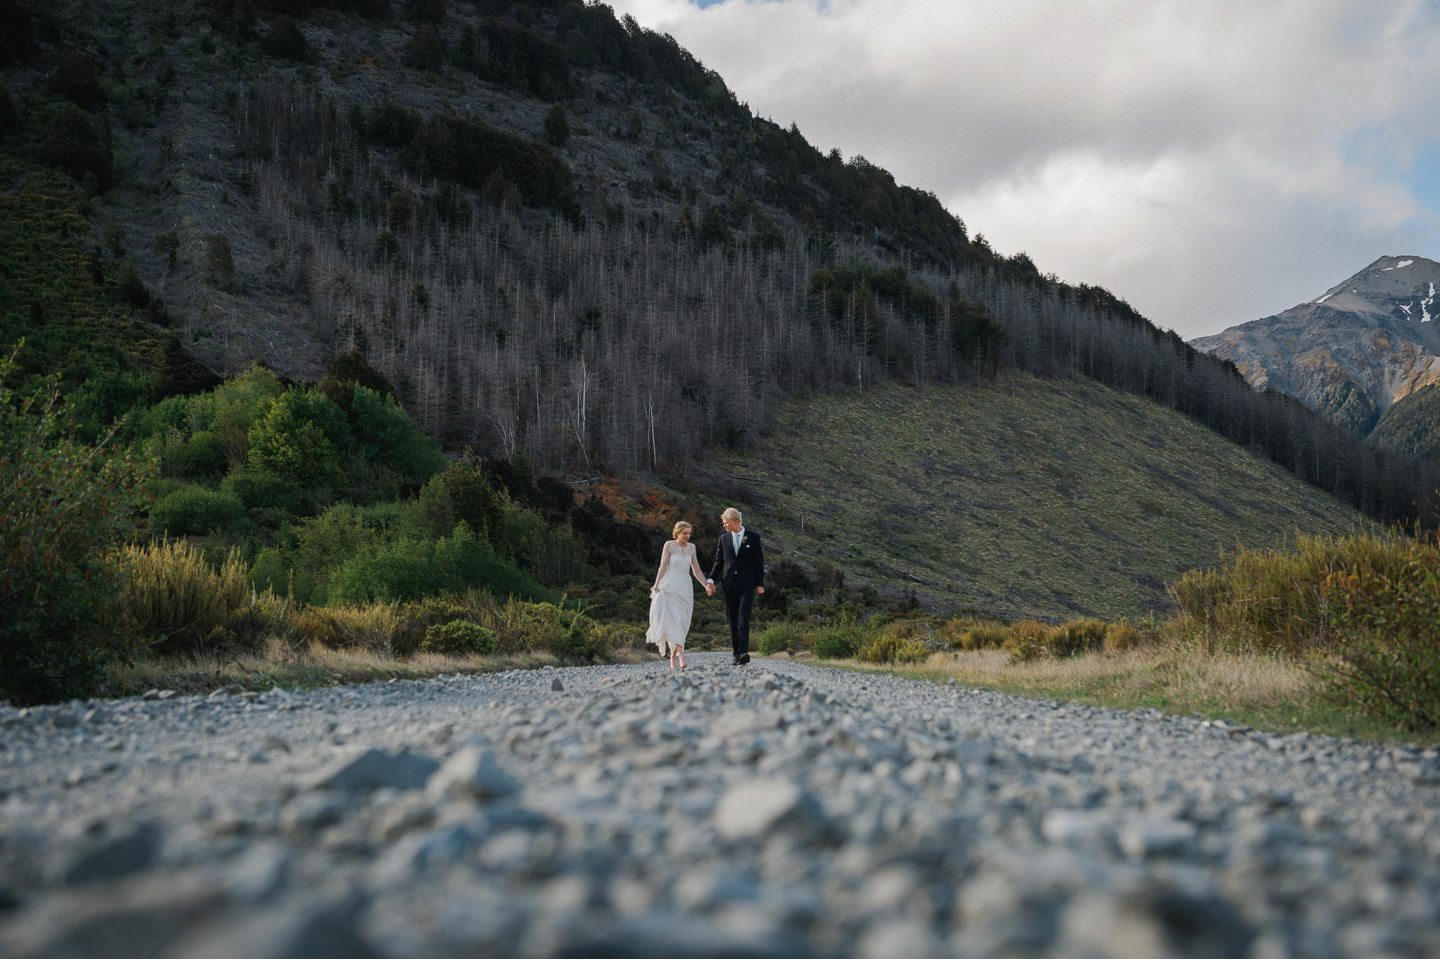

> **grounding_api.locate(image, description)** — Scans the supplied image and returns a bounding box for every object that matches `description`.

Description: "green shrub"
[117,540,247,656]
[327,523,548,605]
[222,467,308,514]
[157,429,228,480]
[151,483,246,535]
[420,619,498,656]
[248,547,292,597]
[248,388,351,488]
[496,600,589,659]
[1,358,152,704]
[1320,555,1440,731]
[329,537,435,604]
[411,462,502,542]
[811,628,859,659]
[754,621,805,655]
[1168,532,1402,657]
[348,386,445,482]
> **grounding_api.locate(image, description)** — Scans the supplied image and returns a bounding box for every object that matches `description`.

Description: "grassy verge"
[800,644,1438,746]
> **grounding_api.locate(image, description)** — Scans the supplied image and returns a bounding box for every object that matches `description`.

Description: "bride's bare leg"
[673,642,686,669]
[665,640,677,670]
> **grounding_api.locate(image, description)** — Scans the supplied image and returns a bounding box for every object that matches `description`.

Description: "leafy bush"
[248,388,351,488]
[1320,554,1440,731]
[349,386,445,482]
[754,621,806,655]
[1,358,152,704]
[157,429,227,479]
[496,600,589,659]
[150,483,246,535]
[117,540,247,656]
[412,462,502,543]
[420,619,498,656]
[811,628,859,659]
[329,536,437,603]
[1167,532,1402,656]
[222,467,308,514]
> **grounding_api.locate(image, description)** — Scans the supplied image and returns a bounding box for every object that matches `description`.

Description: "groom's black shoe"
[737,653,750,665]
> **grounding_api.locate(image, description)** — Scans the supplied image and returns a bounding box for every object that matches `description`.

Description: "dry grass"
[105,637,655,697]
[817,638,1429,743]
[918,642,1311,712]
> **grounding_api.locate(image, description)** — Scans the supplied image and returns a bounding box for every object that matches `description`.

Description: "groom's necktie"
[732,532,740,555]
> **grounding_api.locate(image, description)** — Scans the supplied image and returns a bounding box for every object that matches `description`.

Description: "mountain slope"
[1193,256,1440,437]
[694,374,1364,620]
[3,0,1436,527]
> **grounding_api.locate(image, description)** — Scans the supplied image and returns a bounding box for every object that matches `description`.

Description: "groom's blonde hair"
[721,507,742,524]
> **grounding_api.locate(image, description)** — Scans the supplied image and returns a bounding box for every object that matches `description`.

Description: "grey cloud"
[613,0,1440,337]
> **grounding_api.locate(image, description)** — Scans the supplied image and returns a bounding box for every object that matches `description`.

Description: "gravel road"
[2,652,1438,958]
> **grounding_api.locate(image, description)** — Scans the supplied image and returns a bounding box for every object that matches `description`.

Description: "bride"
[646,520,711,670]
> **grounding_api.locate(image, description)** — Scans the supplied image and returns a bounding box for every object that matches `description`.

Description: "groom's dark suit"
[709,527,765,662]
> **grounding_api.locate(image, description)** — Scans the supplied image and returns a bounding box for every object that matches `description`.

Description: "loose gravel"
[2,653,1438,957]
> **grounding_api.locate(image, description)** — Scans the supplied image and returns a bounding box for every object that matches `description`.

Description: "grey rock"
[58,821,163,886]
[426,745,521,803]
[1118,816,1199,859]
[174,895,374,958]
[714,777,830,843]
[316,748,440,793]
[551,678,564,692]
[280,791,352,835]
[0,872,226,957]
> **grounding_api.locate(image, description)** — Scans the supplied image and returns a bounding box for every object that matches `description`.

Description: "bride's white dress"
[646,540,705,651]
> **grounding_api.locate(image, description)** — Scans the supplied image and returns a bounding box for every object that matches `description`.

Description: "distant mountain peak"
[1193,254,1440,438]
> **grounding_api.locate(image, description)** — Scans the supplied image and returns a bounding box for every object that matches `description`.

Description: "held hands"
[756,586,764,595]
[705,580,715,598]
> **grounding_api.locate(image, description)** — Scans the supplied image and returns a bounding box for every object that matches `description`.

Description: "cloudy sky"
[606,0,1440,339]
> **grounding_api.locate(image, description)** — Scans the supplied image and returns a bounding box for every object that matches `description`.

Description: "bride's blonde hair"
[672,520,693,538]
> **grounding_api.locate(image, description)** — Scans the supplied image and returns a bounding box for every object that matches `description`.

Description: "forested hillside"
[2,0,1436,527]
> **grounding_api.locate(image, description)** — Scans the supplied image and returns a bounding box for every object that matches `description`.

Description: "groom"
[706,507,765,666]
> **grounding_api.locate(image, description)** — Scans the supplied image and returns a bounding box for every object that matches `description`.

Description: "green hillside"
[1368,385,1440,462]
[697,374,1366,621]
